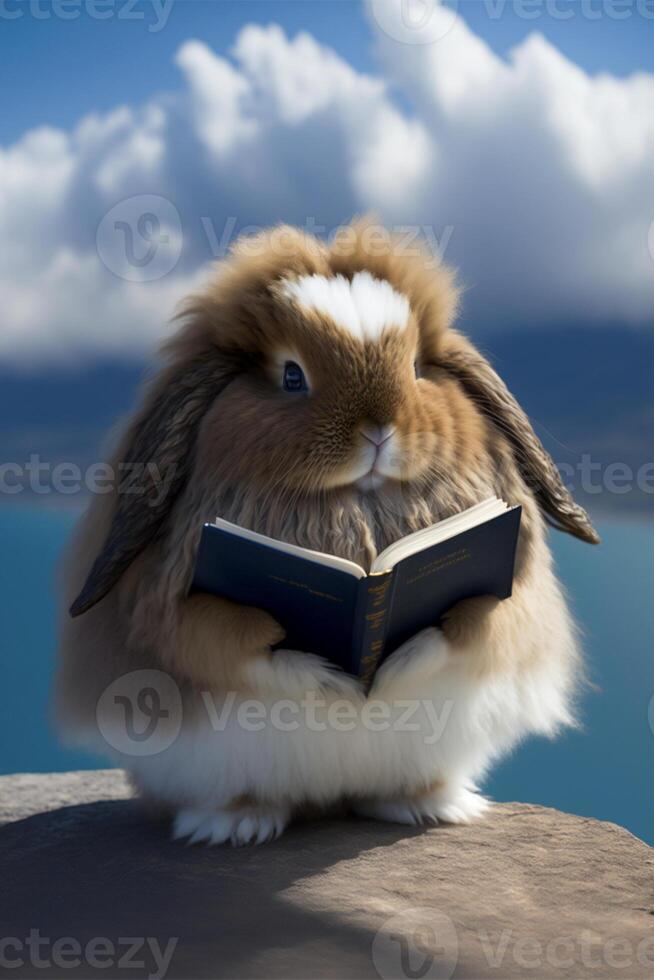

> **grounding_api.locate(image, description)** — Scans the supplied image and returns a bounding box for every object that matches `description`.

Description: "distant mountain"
[2,327,651,516]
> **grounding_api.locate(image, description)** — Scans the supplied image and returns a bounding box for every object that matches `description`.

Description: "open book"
[191,497,521,687]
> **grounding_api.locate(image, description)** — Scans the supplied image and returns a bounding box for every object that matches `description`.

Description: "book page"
[210,516,367,579]
[371,497,509,573]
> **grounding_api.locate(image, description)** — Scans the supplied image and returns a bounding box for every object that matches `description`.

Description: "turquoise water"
[1,504,652,842]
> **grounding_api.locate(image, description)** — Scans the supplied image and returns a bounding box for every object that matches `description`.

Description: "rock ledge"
[0,770,652,979]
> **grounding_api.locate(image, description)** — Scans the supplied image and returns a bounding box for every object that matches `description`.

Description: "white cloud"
[1,0,653,366]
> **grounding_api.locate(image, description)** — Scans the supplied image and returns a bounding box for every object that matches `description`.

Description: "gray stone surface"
[0,770,652,979]
[0,769,132,824]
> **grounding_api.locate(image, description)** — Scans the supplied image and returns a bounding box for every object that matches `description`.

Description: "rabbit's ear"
[440,332,600,544]
[69,348,240,618]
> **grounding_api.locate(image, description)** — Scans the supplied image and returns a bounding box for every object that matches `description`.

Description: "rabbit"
[55,219,599,846]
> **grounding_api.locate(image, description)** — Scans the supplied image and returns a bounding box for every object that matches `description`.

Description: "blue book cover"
[191,498,521,686]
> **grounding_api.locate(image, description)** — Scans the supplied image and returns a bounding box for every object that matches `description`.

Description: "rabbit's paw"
[353,783,488,827]
[173,804,291,847]
[246,649,363,700]
[370,626,450,696]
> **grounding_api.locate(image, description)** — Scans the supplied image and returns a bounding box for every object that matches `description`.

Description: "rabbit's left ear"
[440,332,600,544]
[69,348,241,618]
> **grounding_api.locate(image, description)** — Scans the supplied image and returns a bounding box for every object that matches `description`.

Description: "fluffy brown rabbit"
[55,219,598,845]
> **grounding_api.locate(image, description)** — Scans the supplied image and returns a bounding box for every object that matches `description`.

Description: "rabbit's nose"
[360,424,396,447]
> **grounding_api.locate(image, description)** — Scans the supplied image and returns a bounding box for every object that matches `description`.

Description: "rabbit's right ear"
[439,331,600,545]
[69,347,240,618]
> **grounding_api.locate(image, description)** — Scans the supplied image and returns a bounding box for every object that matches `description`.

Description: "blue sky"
[1,0,652,513]
[2,0,653,144]
[1,0,653,368]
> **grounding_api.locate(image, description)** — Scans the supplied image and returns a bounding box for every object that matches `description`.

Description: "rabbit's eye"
[283,361,308,393]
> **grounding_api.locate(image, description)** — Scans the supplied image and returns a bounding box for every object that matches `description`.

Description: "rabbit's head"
[70,220,598,617]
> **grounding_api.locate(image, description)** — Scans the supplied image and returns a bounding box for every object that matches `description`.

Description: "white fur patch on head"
[281,271,410,341]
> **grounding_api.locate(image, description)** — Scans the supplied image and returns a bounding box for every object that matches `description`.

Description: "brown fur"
[175,595,285,692]
[57,219,597,717]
